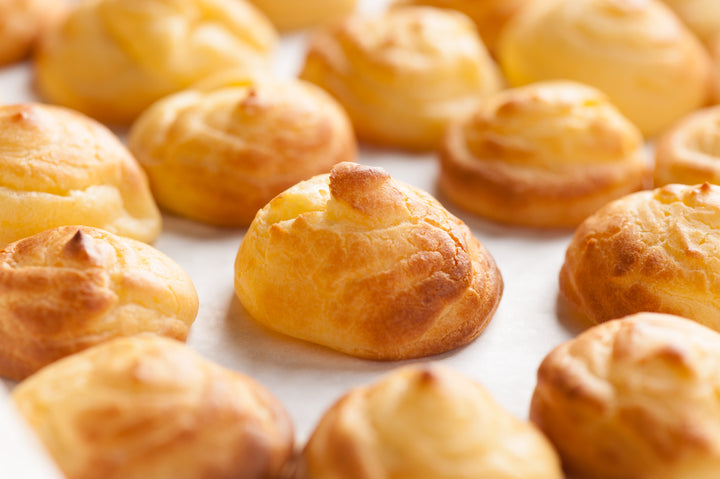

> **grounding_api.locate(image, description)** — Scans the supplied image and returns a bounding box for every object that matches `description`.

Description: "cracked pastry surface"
[439,81,649,228]
[0,0,65,65]
[128,76,356,226]
[531,312,720,479]
[296,364,563,479]
[248,0,356,31]
[0,103,161,246]
[498,0,713,137]
[0,225,198,380]
[35,0,277,125]
[234,162,503,360]
[12,335,294,479]
[560,182,720,327]
[300,6,502,151]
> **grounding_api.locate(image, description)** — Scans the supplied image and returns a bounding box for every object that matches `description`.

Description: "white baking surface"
[0,0,580,470]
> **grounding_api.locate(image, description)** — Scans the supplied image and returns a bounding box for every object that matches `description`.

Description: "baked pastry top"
[0,0,66,65]
[560,182,720,328]
[0,225,199,380]
[498,0,713,137]
[532,312,720,479]
[128,75,356,226]
[659,0,720,46]
[248,0,356,31]
[297,364,563,479]
[439,80,649,228]
[300,6,502,151]
[0,103,161,246]
[12,334,294,479]
[234,162,503,360]
[35,0,277,125]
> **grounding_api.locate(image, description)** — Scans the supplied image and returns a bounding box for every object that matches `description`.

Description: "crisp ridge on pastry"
[0,0,66,65]
[234,162,503,360]
[498,0,713,137]
[531,312,720,479]
[296,364,563,479]
[560,182,720,328]
[300,6,503,151]
[439,81,649,228]
[128,75,356,226]
[0,103,161,246]
[248,0,356,31]
[12,335,294,479]
[35,0,277,125]
[0,225,199,380]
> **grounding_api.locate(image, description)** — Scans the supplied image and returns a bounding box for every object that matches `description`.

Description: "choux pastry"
[12,335,294,479]
[234,162,503,360]
[440,81,649,228]
[300,6,502,151]
[0,225,199,380]
[248,0,356,31]
[0,0,65,65]
[659,0,720,46]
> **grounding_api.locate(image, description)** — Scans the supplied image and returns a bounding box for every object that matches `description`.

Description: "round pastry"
[234,162,503,360]
[655,106,720,187]
[560,182,720,327]
[300,6,503,151]
[128,75,356,226]
[659,0,720,46]
[0,103,161,246]
[248,0,356,31]
[531,312,720,479]
[0,225,199,380]
[12,334,294,479]
[0,0,66,65]
[296,364,563,479]
[439,81,649,228]
[35,0,276,125]
[498,0,713,137]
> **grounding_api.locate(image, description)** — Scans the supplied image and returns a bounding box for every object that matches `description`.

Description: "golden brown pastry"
[128,75,356,226]
[531,312,720,479]
[560,182,720,327]
[440,81,649,228]
[248,0,356,31]
[498,0,713,137]
[0,225,199,380]
[659,0,720,46]
[35,0,276,125]
[296,364,563,479]
[300,6,503,151]
[234,162,503,360]
[0,0,66,65]
[12,334,294,479]
[0,103,161,246]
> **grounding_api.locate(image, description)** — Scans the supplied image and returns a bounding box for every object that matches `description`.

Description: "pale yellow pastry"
[35,0,276,125]
[440,81,649,228]
[0,225,199,380]
[12,334,294,479]
[0,0,66,65]
[659,0,720,46]
[0,103,161,246]
[300,6,503,151]
[560,182,720,327]
[248,0,356,31]
[531,312,720,479]
[235,162,503,360]
[498,0,713,137]
[128,75,356,226]
[296,364,563,479]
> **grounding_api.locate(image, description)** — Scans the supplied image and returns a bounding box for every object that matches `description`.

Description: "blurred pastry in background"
[235,162,503,360]
[35,0,276,125]
[439,81,649,228]
[498,0,713,137]
[248,0,356,31]
[0,0,66,65]
[300,6,503,151]
[658,0,720,47]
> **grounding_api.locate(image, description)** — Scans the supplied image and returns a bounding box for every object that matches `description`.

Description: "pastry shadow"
[555,291,594,338]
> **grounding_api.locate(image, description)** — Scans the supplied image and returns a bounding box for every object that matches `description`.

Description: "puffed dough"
[560,182,720,327]
[248,0,356,31]
[659,0,720,46]
[234,162,503,360]
[296,364,563,479]
[35,0,276,125]
[128,76,356,226]
[300,6,503,151]
[0,0,65,65]
[0,225,199,380]
[531,312,720,479]
[440,81,649,228]
[12,335,294,479]
[498,0,713,137]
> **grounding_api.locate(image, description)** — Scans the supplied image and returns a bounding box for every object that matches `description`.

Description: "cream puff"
[659,0,720,46]
[248,0,356,31]
[0,0,66,65]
